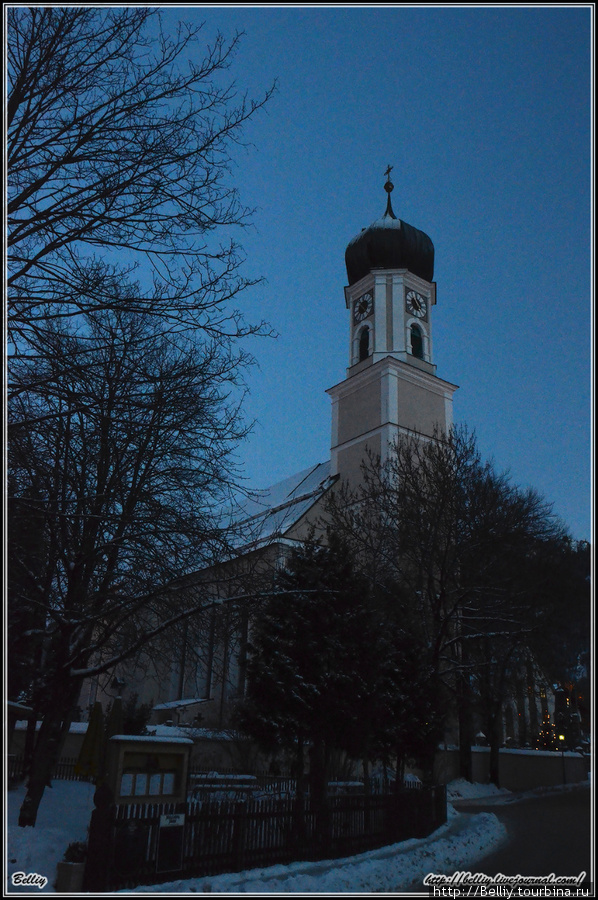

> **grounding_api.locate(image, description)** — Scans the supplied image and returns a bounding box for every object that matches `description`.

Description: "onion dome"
[345,169,434,286]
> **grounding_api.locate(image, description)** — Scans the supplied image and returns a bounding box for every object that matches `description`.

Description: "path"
[451,784,592,884]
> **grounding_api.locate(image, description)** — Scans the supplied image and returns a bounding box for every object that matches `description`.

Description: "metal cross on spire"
[384,164,395,217]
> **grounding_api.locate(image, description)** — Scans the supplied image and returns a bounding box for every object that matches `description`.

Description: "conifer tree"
[237,534,372,800]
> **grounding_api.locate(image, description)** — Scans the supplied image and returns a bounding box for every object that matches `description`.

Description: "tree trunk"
[309,737,327,807]
[458,672,474,781]
[488,710,502,787]
[295,736,307,794]
[292,736,307,842]
[21,712,38,780]
[394,752,405,793]
[515,676,528,746]
[18,689,79,827]
[218,608,231,729]
[362,755,371,833]
[362,755,371,796]
[309,738,330,853]
[382,754,390,793]
[526,658,539,740]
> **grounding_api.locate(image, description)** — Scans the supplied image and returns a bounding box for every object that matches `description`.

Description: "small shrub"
[63,841,87,863]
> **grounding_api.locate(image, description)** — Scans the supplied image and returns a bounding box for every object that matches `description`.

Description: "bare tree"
[7,7,275,825]
[7,6,274,361]
[8,298,261,826]
[325,426,569,780]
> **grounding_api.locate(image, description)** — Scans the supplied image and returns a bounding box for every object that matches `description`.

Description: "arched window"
[359,326,370,362]
[410,324,424,359]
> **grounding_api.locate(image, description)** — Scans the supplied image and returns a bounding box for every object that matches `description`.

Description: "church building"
[85,172,460,731]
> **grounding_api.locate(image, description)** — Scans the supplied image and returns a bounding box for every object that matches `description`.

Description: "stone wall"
[11,721,590,789]
[433,747,590,791]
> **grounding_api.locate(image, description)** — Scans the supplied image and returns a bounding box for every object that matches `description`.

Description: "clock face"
[406,290,427,319]
[354,291,373,323]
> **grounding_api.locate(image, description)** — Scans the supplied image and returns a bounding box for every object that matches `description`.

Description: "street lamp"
[559,734,566,785]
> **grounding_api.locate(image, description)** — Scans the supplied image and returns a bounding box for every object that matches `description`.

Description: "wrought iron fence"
[83,786,447,892]
[8,755,93,783]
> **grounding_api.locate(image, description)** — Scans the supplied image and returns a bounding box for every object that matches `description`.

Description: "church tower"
[327,169,458,484]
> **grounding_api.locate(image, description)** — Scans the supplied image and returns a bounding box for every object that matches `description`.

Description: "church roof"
[345,172,434,285]
[232,461,335,548]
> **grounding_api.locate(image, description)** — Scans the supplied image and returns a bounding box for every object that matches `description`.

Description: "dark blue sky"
[161,5,592,541]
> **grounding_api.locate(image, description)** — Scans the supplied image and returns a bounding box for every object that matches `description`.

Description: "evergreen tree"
[236,531,446,794]
[237,534,374,799]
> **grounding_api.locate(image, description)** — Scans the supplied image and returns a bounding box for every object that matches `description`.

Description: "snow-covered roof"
[189,773,258,782]
[153,698,210,711]
[147,724,244,741]
[231,461,335,548]
[8,700,33,714]
[14,719,88,733]
[109,734,193,745]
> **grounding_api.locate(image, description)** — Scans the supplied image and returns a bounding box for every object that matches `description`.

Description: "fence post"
[232,801,247,872]
[314,797,332,859]
[82,783,114,892]
[434,784,447,829]
[363,791,371,836]
[292,793,307,846]
[385,791,405,844]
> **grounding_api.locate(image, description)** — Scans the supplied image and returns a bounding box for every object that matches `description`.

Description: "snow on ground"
[130,808,507,894]
[6,778,510,894]
[443,776,587,813]
[447,778,510,802]
[7,780,96,894]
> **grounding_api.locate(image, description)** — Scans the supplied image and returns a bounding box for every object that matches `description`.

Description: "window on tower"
[359,326,370,362]
[410,324,424,359]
